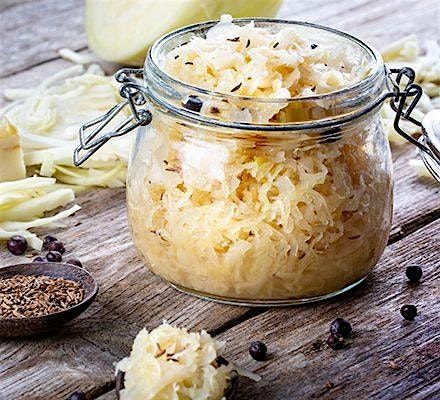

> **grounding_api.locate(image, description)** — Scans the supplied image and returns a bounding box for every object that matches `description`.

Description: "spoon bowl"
[0,262,98,337]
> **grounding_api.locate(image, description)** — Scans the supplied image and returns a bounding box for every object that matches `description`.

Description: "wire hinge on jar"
[384,67,440,181]
[73,68,152,165]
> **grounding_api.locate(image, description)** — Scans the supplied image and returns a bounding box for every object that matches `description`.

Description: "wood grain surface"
[0,1,439,399]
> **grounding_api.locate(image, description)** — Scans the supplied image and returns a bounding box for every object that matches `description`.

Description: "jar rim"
[148,18,383,103]
[144,18,387,131]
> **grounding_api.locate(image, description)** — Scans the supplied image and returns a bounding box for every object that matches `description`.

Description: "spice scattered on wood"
[227,37,240,42]
[47,240,65,254]
[215,356,230,367]
[273,42,279,48]
[210,107,220,114]
[388,361,401,370]
[184,61,194,65]
[312,340,323,351]
[66,259,83,268]
[230,82,242,93]
[246,39,251,48]
[7,235,27,255]
[174,55,179,59]
[311,43,318,49]
[0,275,84,318]
[400,304,417,320]
[249,341,267,361]
[325,380,334,389]
[43,235,58,250]
[326,333,345,350]
[405,265,423,283]
[46,251,62,263]
[330,318,352,338]
[67,390,86,400]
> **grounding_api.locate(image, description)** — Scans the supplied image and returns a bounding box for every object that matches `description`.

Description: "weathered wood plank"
[279,0,440,48]
[1,0,85,77]
[390,145,440,242]
[0,0,33,14]
[215,219,440,400]
[0,336,116,399]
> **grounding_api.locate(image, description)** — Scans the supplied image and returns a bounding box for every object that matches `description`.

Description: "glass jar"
[75,19,440,306]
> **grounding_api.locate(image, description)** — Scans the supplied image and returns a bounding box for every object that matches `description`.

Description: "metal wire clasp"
[386,68,424,149]
[73,68,152,166]
[385,67,440,182]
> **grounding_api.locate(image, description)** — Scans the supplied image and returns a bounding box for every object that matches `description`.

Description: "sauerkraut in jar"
[124,17,393,304]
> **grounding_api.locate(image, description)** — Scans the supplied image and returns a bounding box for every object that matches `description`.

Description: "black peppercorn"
[66,258,83,268]
[7,235,27,255]
[311,43,318,49]
[249,341,267,361]
[32,256,45,262]
[183,95,203,112]
[400,304,417,321]
[405,265,423,282]
[47,240,65,254]
[326,333,345,350]
[67,391,86,400]
[330,318,352,339]
[46,251,62,263]
[43,235,57,250]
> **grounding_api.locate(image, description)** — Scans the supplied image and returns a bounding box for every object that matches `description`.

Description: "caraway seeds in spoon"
[0,275,84,318]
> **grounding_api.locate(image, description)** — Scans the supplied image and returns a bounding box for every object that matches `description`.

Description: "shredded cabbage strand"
[0,55,131,189]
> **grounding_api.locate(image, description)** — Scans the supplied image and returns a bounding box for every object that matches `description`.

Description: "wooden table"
[1,1,439,399]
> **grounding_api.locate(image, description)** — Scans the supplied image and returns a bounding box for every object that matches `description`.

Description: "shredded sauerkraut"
[116,323,233,400]
[164,15,369,100]
[127,17,393,300]
[128,114,392,299]
[162,15,370,124]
